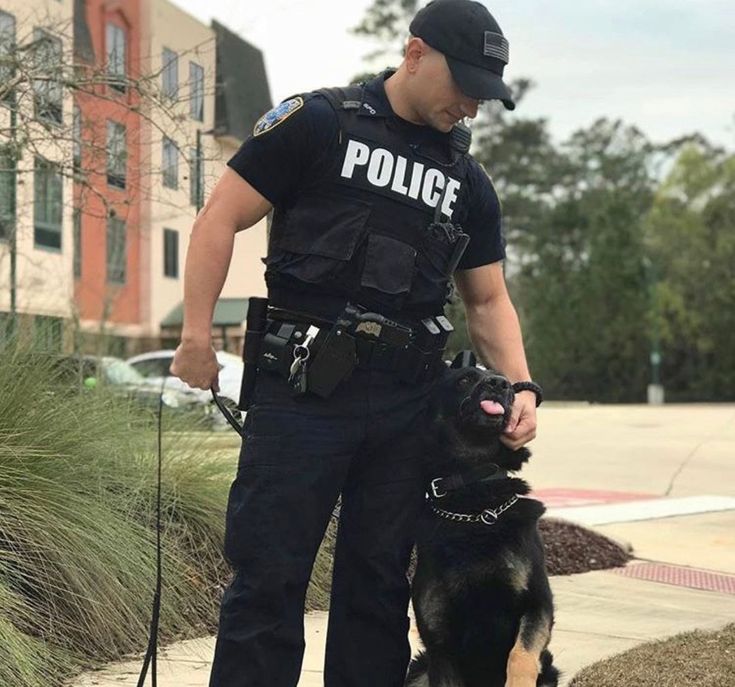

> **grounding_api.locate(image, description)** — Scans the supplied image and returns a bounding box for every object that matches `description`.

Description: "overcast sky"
[176,0,734,150]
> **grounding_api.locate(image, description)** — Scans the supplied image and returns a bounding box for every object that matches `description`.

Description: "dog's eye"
[457,376,472,388]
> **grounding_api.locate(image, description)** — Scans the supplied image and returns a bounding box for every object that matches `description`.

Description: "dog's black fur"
[405,353,559,687]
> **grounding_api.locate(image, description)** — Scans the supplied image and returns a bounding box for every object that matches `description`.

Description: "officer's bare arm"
[181,168,273,343]
[454,262,531,383]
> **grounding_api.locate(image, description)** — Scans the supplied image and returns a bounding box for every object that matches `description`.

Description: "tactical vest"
[265,82,473,321]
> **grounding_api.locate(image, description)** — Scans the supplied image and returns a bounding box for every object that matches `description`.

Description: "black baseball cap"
[409,0,515,110]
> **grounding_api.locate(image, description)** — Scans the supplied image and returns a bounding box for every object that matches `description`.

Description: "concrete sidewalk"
[69,403,735,686]
[70,572,735,687]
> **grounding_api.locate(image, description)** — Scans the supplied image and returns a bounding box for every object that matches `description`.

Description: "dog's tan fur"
[505,614,553,687]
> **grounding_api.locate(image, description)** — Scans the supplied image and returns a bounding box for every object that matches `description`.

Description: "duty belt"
[258,304,454,397]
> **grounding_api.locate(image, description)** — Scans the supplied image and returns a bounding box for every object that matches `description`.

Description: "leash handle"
[211,388,245,436]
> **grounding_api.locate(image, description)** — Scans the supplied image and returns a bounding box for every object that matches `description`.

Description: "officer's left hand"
[500,391,537,450]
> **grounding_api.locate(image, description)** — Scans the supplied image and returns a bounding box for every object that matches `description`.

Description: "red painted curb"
[531,488,658,509]
[611,561,735,595]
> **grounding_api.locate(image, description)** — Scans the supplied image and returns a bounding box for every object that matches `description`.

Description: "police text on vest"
[340,140,461,218]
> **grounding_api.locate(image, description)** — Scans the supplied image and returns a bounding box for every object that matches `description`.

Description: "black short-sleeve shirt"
[227,73,505,270]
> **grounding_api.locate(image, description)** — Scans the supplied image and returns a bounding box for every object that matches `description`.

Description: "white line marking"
[545,495,735,526]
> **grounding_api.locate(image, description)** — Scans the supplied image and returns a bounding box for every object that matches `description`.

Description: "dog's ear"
[450,350,477,369]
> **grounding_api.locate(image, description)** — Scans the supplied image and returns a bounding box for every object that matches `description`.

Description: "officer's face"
[409,41,480,132]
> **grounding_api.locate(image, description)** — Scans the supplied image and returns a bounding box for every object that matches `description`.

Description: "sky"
[175,0,734,150]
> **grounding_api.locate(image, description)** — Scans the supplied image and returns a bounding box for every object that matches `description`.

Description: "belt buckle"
[430,478,446,499]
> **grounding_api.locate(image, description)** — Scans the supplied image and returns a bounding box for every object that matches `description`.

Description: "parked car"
[49,354,204,417]
[126,349,244,428]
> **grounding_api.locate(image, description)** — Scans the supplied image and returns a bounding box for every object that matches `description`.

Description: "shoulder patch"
[253,97,304,137]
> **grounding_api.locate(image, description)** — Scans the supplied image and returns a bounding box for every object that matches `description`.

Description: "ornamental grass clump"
[0,345,234,686]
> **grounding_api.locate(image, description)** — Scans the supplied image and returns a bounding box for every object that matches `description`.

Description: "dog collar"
[430,495,519,526]
[428,463,508,499]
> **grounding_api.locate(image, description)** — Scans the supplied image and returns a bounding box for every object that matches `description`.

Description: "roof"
[160,298,250,328]
[211,20,273,142]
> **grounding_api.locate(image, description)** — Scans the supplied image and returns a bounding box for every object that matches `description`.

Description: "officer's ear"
[404,36,427,73]
[450,350,477,369]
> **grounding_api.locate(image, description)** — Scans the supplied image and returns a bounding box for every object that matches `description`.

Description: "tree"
[515,119,656,401]
[644,143,735,400]
[352,0,418,59]
[0,13,211,216]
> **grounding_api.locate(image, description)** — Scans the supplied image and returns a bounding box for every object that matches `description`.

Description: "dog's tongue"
[480,400,505,416]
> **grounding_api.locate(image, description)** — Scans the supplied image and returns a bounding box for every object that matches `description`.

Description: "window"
[162,137,178,189]
[163,228,179,278]
[0,11,16,105]
[32,29,63,124]
[106,120,126,188]
[189,62,204,121]
[130,356,173,378]
[73,105,81,171]
[189,146,203,208]
[34,157,62,251]
[33,315,63,353]
[0,146,14,241]
[106,23,126,91]
[106,214,126,284]
[162,47,178,99]
[73,209,81,278]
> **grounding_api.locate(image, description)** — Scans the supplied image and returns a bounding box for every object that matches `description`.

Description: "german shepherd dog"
[405,352,559,687]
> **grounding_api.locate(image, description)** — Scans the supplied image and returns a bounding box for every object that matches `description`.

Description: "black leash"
[136,378,165,687]
[137,382,244,685]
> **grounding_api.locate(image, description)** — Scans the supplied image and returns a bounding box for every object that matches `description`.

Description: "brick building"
[0,0,272,355]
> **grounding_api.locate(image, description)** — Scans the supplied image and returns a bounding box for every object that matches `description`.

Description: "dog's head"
[424,351,530,473]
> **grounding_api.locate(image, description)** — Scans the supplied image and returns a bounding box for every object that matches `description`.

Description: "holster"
[238,297,269,411]
[397,315,454,384]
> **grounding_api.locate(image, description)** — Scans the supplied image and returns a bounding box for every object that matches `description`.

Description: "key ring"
[294,325,320,360]
[292,344,311,362]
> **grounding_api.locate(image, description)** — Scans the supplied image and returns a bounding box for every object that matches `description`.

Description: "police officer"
[171,1,540,685]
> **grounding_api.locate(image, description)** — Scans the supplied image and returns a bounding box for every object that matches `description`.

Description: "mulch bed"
[540,517,633,575]
[401,515,632,582]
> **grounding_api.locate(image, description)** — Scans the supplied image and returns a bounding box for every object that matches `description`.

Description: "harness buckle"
[430,478,447,499]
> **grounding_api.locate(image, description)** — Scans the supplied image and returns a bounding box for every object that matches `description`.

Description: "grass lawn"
[570,623,735,687]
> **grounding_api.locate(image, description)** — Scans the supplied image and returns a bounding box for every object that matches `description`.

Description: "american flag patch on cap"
[483,31,509,64]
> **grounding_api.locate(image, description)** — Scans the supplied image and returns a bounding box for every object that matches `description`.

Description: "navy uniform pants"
[208,366,434,687]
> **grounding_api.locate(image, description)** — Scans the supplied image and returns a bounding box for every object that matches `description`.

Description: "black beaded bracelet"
[511,381,544,407]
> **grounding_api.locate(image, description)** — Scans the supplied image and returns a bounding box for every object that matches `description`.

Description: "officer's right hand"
[170,340,220,393]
